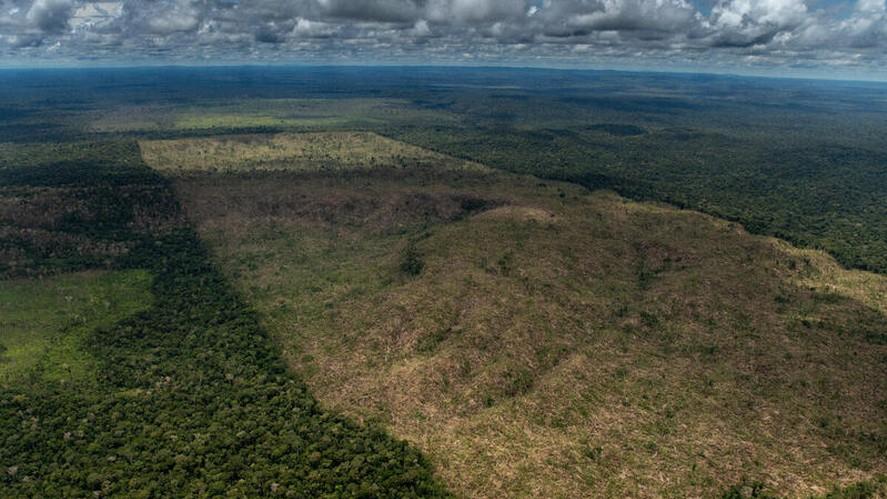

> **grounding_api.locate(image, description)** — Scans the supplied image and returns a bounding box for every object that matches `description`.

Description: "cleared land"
[156,133,887,498]
[89,98,459,133]
[139,131,488,174]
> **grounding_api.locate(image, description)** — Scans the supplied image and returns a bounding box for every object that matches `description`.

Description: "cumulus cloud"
[318,0,422,22]
[839,0,886,47]
[707,0,808,46]
[539,0,697,34]
[439,0,527,22]
[292,17,339,38]
[0,0,885,76]
[70,2,123,31]
[124,0,202,35]
[410,18,431,36]
[27,0,73,32]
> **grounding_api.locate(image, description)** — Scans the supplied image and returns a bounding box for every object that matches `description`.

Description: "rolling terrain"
[3,67,886,274]
[145,131,887,497]
[1,67,886,497]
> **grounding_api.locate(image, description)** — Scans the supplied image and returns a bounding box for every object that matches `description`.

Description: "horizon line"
[1,61,887,85]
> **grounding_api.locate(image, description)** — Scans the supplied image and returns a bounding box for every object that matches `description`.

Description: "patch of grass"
[721,480,777,499]
[169,98,456,132]
[87,97,458,133]
[0,270,152,385]
[822,475,887,498]
[175,113,346,130]
[139,131,488,174]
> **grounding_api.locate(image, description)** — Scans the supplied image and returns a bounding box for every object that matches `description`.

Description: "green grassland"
[0,270,152,385]
[175,114,345,131]
[166,132,887,498]
[139,131,487,174]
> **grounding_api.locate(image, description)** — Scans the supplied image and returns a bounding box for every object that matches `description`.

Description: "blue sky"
[1,0,886,79]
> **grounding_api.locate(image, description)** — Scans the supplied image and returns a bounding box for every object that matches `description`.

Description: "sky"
[0,0,886,79]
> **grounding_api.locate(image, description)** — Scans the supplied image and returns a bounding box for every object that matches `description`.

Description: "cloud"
[5,32,44,45]
[839,0,886,47]
[314,0,528,23]
[292,17,339,37]
[706,0,808,46]
[27,0,73,32]
[539,0,697,34]
[70,2,123,31]
[0,0,885,77]
[318,0,422,22]
[441,0,527,22]
[124,0,203,35]
[410,18,431,36]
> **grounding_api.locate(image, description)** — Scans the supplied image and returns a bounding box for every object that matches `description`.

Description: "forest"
[1,66,886,497]
[0,139,446,496]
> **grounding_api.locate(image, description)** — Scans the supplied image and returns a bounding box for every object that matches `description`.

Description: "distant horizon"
[2,61,887,85]
[3,0,886,84]
[3,34,887,498]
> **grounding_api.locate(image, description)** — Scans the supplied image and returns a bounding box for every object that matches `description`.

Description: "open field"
[139,131,488,175]
[87,98,460,133]
[166,134,887,497]
[175,114,344,131]
[0,270,152,385]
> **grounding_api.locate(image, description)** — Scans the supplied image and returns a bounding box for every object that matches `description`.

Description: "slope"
[157,132,887,497]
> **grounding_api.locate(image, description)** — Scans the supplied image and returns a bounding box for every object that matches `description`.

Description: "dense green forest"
[0,140,446,496]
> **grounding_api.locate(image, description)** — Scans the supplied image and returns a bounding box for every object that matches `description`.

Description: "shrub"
[400,244,424,277]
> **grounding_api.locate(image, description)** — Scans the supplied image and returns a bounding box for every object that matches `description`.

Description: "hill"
[154,132,887,497]
[2,67,887,497]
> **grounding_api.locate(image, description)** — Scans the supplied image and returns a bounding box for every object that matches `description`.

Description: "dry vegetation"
[90,98,451,132]
[156,133,887,498]
[170,98,447,131]
[139,131,487,174]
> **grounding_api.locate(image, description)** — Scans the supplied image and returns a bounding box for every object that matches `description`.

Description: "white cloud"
[0,0,885,75]
[711,0,807,29]
[563,0,698,32]
[292,17,339,37]
[856,0,885,13]
[704,0,809,46]
[446,0,527,22]
[410,18,430,36]
[70,2,122,30]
